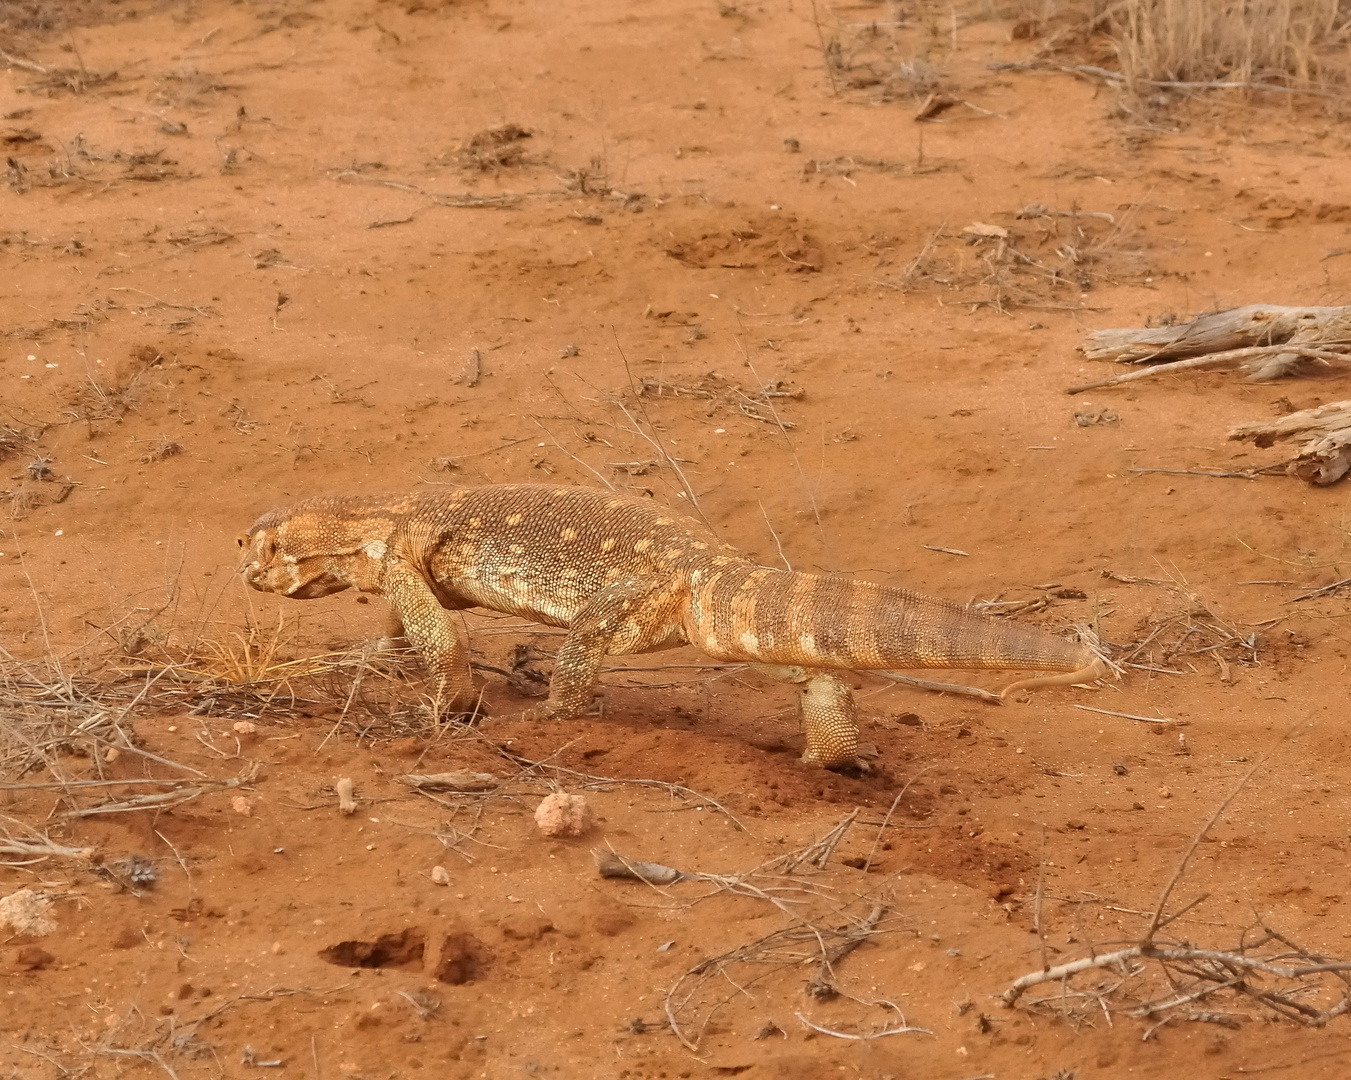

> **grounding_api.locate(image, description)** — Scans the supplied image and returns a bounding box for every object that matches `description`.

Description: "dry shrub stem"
[1003,735,1351,1028]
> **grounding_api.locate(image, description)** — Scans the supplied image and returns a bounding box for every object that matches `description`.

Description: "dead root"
[1230,398,1351,485]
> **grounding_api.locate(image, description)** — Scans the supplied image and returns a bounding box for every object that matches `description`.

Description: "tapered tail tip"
[998,654,1109,700]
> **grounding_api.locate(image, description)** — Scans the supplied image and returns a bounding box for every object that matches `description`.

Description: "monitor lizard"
[239,484,1106,771]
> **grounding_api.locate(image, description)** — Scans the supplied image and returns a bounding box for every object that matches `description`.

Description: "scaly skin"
[239,484,1106,771]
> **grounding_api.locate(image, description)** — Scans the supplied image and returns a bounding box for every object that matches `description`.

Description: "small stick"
[862,769,932,871]
[877,671,1001,703]
[594,849,685,885]
[0,778,191,791]
[758,500,792,571]
[898,223,944,288]
[0,837,95,859]
[155,829,192,881]
[1067,345,1351,394]
[794,1012,930,1039]
[501,749,747,832]
[1034,826,1049,972]
[820,902,886,970]
[604,662,744,672]
[1291,576,1351,602]
[1073,704,1182,725]
[1102,569,1171,585]
[398,772,500,793]
[739,344,831,563]
[809,0,839,95]
[804,807,859,870]
[612,330,708,525]
[0,49,52,74]
[922,544,969,556]
[334,777,358,815]
[465,348,482,388]
[1130,468,1258,480]
[1143,757,1265,944]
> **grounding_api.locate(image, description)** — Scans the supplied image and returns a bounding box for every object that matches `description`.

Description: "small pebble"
[431,866,451,886]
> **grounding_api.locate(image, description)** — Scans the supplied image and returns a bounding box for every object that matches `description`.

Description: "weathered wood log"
[1070,304,1351,393]
[1083,304,1351,362]
[1229,400,1351,486]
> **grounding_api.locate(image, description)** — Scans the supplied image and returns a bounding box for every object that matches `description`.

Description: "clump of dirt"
[320,929,427,969]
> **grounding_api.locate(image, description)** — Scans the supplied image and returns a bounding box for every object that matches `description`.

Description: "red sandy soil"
[3,1,1351,1078]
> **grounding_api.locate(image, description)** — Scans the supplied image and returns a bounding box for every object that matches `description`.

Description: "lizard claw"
[518,705,552,723]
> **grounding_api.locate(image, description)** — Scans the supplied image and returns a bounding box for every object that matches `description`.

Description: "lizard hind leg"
[523,575,684,723]
[753,665,864,773]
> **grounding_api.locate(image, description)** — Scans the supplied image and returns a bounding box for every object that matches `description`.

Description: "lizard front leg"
[382,562,479,715]
[374,610,410,654]
[752,665,863,773]
[523,576,683,722]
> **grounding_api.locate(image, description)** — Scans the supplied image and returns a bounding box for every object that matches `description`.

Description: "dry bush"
[451,125,532,173]
[1101,0,1351,88]
[0,423,37,461]
[885,204,1147,308]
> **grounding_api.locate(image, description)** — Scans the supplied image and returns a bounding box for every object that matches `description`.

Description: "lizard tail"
[998,654,1110,699]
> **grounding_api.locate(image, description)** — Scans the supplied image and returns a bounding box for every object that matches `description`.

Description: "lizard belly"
[448,574,583,627]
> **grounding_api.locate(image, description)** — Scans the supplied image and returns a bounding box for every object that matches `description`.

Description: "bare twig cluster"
[600,811,928,1049]
[881,205,1140,308]
[1101,568,1268,684]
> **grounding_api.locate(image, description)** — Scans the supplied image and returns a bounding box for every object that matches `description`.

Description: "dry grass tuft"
[1101,0,1351,90]
[170,614,342,686]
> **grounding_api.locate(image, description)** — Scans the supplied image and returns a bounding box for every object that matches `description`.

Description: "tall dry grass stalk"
[1105,0,1350,88]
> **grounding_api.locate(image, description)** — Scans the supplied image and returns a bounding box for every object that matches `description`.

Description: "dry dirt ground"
[4,1,1351,1077]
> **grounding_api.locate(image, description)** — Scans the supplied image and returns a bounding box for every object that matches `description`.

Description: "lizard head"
[238,497,402,599]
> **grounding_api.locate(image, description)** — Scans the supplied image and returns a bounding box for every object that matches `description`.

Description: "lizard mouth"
[283,575,348,599]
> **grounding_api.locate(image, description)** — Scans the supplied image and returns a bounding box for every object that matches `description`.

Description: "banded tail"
[687,564,1105,693]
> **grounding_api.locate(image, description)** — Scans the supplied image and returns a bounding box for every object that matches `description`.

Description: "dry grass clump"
[1101,0,1351,89]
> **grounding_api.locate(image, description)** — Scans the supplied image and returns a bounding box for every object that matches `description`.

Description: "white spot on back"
[798,633,819,659]
[739,630,760,653]
[363,540,387,560]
